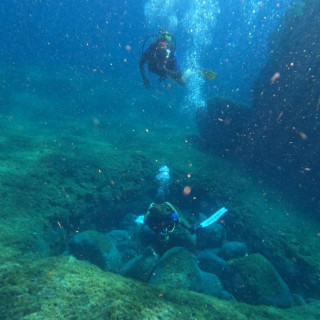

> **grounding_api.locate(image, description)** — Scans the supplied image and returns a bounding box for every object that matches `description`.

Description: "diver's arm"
[139,56,150,88]
[179,217,194,232]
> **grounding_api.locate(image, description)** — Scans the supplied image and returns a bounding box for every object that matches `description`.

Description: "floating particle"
[92,117,100,126]
[125,45,132,51]
[183,186,191,196]
[277,111,284,120]
[298,131,307,140]
[271,72,280,82]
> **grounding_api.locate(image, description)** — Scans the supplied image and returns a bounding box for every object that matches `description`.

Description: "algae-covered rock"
[69,230,121,271]
[121,246,159,282]
[218,241,248,260]
[198,249,229,276]
[223,254,293,308]
[198,271,224,298]
[0,256,319,320]
[196,223,226,249]
[149,247,226,299]
[149,247,202,291]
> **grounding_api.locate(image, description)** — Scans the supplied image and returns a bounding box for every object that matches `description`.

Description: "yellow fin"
[199,68,218,80]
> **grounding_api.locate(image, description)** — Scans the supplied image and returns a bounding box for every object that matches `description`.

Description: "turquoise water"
[1,1,320,319]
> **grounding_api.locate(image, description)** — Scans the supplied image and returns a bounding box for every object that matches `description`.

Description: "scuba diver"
[141,202,195,254]
[139,29,186,88]
[136,201,228,255]
[135,166,227,254]
[144,202,194,239]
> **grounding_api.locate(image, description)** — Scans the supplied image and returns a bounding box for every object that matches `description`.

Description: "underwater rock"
[69,230,122,272]
[293,294,307,306]
[197,249,229,276]
[121,246,159,282]
[221,254,293,308]
[196,223,226,249]
[220,290,236,301]
[107,229,130,241]
[217,241,248,260]
[2,256,320,319]
[149,247,202,292]
[266,254,301,288]
[149,247,227,299]
[198,271,224,298]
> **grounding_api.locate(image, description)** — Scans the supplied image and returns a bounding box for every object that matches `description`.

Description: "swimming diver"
[139,29,186,88]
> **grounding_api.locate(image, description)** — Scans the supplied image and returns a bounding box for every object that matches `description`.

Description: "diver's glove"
[143,77,150,89]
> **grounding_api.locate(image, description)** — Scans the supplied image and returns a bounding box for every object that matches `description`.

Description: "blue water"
[0,0,292,105]
[1,1,320,319]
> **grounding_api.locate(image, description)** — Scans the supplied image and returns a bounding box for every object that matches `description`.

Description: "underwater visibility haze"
[0,0,320,319]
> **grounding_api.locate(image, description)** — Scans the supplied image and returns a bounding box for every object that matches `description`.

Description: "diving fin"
[199,68,218,80]
[135,215,145,224]
[200,207,228,228]
[134,207,228,228]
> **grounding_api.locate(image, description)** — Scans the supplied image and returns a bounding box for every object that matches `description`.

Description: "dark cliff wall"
[250,0,320,206]
[197,1,320,211]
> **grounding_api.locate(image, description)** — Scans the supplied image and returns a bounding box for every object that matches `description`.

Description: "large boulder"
[149,247,225,298]
[217,241,248,260]
[69,229,158,282]
[197,249,229,276]
[221,254,293,308]
[196,223,226,249]
[149,247,202,291]
[121,246,159,282]
[69,230,122,272]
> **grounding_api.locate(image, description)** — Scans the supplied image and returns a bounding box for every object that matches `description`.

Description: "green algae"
[1,256,319,320]
[75,230,113,253]
[227,254,292,307]
[230,254,285,295]
[149,247,201,290]
[0,65,320,318]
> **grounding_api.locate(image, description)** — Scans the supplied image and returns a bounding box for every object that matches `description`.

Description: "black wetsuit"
[139,41,183,88]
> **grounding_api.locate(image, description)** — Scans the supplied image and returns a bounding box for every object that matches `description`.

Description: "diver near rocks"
[139,28,218,89]
[135,165,227,254]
